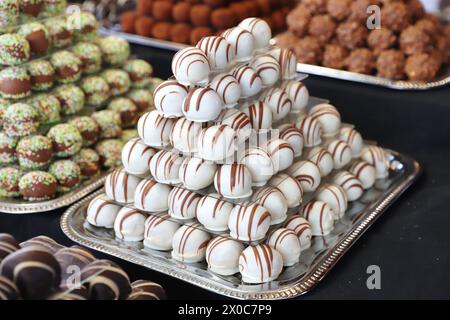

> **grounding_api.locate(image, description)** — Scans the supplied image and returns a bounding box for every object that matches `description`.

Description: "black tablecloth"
[1,44,450,299]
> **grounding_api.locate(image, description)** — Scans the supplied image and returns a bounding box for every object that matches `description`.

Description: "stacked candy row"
[0,233,166,300]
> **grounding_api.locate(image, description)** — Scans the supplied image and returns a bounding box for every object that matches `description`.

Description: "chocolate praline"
[170,23,192,44]
[0,233,20,263]
[50,50,82,84]
[71,42,102,74]
[0,34,30,66]
[286,4,312,37]
[49,160,81,193]
[381,2,411,33]
[367,28,396,55]
[43,17,73,48]
[0,67,32,100]
[19,235,64,253]
[98,36,130,66]
[0,168,21,198]
[47,123,83,157]
[405,53,440,81]
[376,50,405,80]
[20,0,43,17]
[336,21,367,50]
[17,22,50,55]
[399,26,432,56]
[128,280,166,300]
[16,135,53,169]
[3,103,39,138]
[29,93,61,124]
[49,284,89,300]
[124,59,153,88]
[0,0,19,29]
[91,110,122,139]
[322,44,348,69]
[27,60,55,91]
[19,171,57,200]
[0,132,18,166]
[107,97,138,128]
[54,245,95,281]
[53,84,85,115]
[72,148,100,178]
[0,275,20,300]
[80,76,111,107]
[101,69,131,96]
[308,14,336,44]
[95,139,123,168]
[346,48,374,74]
[67,11,97,41]
[294,36,323,65]
[68,116,101,147]
[127,89,153,112]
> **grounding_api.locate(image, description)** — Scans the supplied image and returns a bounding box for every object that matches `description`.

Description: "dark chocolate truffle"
[172,2,191,23]
[27,60,55,91]
[170,23,192,44]
[91,110,122,139]
[50,50,82,84]
[53,84,85,115]
[190,4,212,27]
[49,159,81,193]
[0,66,32,100]
[322,43,349,69]
[127,280,166,300]
[95,139,123,168]
[400,25,432,56]
[336,21,367,50]
[294,36,323,65]
[16,135,53,169]
[47,123,83,157]
[152,1,173,21]
[120,11,137,34]
[135,16,154,37]
[124,59,153,88]
[72,148,100,178]
[376,49,405,80]
[405,53,440,81]
[367,28,396,54]
[327,0,351,21]
[0,132,17,166]
[0,275,20,300]
[68,116,101,147]
[30,94,61,125]
[0,34,30,66]
[0,234,20,263]
[49,284,89,300]
[381,2,411,32]
[308,14,336,44]
[20,235,64,253]
[80,76,111,107]
[346,48,374,74]
[17,22,50,55]
[101,69,131,96]
[152,22,172,40]
[54,246,95,281]
[71,42,102,74]
[287,4,312,37]
[3,103,39,138]
[43,16,73,48]
[107,97,138,128]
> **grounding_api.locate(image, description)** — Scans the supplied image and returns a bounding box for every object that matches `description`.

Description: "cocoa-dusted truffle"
[381,2,411,33]
[19,170,57,200]
[67,11,97,41]
[16,135,53,169]
[308,14,336,44]
[71,42,102,74]
[127,89,153,112]
[405,53,440,81]
[53,84,85,115]
[415,17,440,36]
[49,160,81,193]
[376,49,405,80]
[211,8,236,30]
[346,48,374,74]
[98,36,130,66]
[124,59,153,88]
[0,34,30,66]
[30,94,61,124]
[17,22,50,55]
[172,2,191,23]
[323,44,349,69]
[400,25,432,56]
[336,20,367,50]
[72,148,100,178]
[152,1,173,21]
[136,0,152,16]
[80,76,111,107]
[68,116,101,146]
[101,69,131,96]
[190,4,212,27]
[95,139,123,168]
[135,16,154,37]
[27,60,55,91]
[287,4,312,37]
[3,103,39,138]
[303,0,327,14]
[349,0,373,22]
[107,97,138,128]
[0,0,19,28]
[294,36,323,65]
[327,0,351,21]
[0,132,17,166]
[367,28,396,54]
[190,27,213,45]
[275,32,299,49]
[0,167,21,198]
[0,66,31,100]
[170,23,192,44]
[47,123,83,157]
[50,50,82,84]
[152,22,172,40]
[120,11,137,34]
[43,17,73,48]
[91,110,122,139]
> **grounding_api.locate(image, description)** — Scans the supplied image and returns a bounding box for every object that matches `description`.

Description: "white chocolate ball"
[168,186,202,221]
[114,207,147,242]
[309,103,341,137]
[170,118,205,154]
[172,223,211,263]
[301,201,334,236]
[105,168,141,204]
[121,138,156,177]
[86,194,121,228]
[179,157,217,191]
[241,101,273,130]
[252,186,288,225]
[154,80,188,118]
[277,124,304,157]
[360,146,389,179]
[134,179,171,213]
[349,160,376,190]
[263,87,292,122]
[287,160,321,193]
[269,47,297,80]
[316,184,348,220]
[214,163,253,199]
[332,171,364,201]
[172,47,210,86]
[138,111,174,148]
[249,54,280,87]
[197,124,237,162]
[339,127,363,158]
[327,140,352,170]
[266,138,294,172]
[284,215,312,251]
[269,173,304,209]
[267,228,301,267]
[182,87,222,122]
[239,244,283,283]
[240,147,275,187]
[216,109,252,142]
[306,147,334,177]
[239,18,272,51]
[210,73,241,108]
[144,213,180,251]
[197,36,234,71]
[229,202,271,242]
[231,66,262,98]
[282,80,309,114]
[196,194,234,232]
[222,26,255,62]
[149,150,184,185]
[206,236,244,276]
[296,115,323,147]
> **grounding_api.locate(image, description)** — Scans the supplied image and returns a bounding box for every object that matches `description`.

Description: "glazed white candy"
[284,215,312,250]
[196,36,234,71]
[339,127,363,158]
[301,201,334,236]
[239,18,272,50]
[241,101,272,130]
[281,80,309,114]
[216,109,252,142]
[196,194,234,232]
[267,228,301,267]
[206,236,244,276]
[287,160,321,192]
[266,138,294,172]
[277,124,304,157]
[252,186,288,225]
[153,80,188,118]
[149,150,184,184]
[222,26,255,62]
[121,138,156,177]
[240,147,275,187]
[263,88,292,122]
[170,118,205,154]
[249,54,280,87]
[182,87,222,122]
[105,168,141,204]
[306,147,334,177]
[168,186,202,220]
[171,47,210,86]
[269,173,303,209]
[86,194,121,228]
[309,103,341,136]
[138,111,174,148]
[134,179,171,212]
[349,160,376,190]
[361,146,389,179]
[210,73,241,108]
[214,163,253,199]
[333,171,364,202]
[316,184,348,220]
[172,223,211,263]
[296,115,322,147]
[269,47,297,80]
[114,207,147,242]
[179,157,217,190]
[231,66,262,98]
[228,202,271,242]
[239,244,283,283]
[197,124,237,162]
[327,140,352,170]
[144,213,180,251]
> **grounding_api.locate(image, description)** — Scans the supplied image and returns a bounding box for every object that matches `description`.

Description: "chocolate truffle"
[136,0,152,16]
[0,233,20,262]
[47,123,83,157]
[127,89,153,112]
[105,168,141,203]
[68,116,101,146]
[275,32,299,50]
[190,4,211,27]
[122,138,155,177]
[416,17,440,36]
[308,14,336,44]
[16,135,53,169]
[197,124,236,161]
[80,76,111,107]
[214,163,253,199]
[3,103,39,138]
[40,0,66,18]
[91,110,122,139]
[135,180,171,213]
[49,160,81,192]
[0,34,30,66]
[381,2,410,33]
[376,50,405,80]
[95,139,123,168]
[333,171,363,201]
[168,186,202,220]
[134,16,154,37]
[128,280,166,300]
[361,145,389,179]
[327,0,351,21]
[149,150,184,184]
[120,11,137,34]
[170,118,204,153]
[86,193,121,228]
[367,28,396,54]
[267,228,301,266]
[72,148,100,178]
[53,84,85,115]
[124,59,153,88]
[294,36,323,65]
[407,0,425,20]
[400,26,432,56]
[71,42,102,74]
[0,168,21,198]
[49,284,89,300]
[19,0,42,17]
[190,27,213,45]
[206,236,243,276]
[336,21,367,50]
[229,2,251,22]
[67,11,97,40]
[183,87,222,122]
[231,65,262,98]
[302,200,334,235]
[98,36,130,66]
[54,246,95,281]
[346,48,374,74]
[170,23,192,44]
[287,4,311,37]
[0,132,17,166]
[309,103,341,136]
[152,1,173,21]
[101,69,131,96]
[172,47,210,86]
[19,170,57,200]
[349,160,376,190]
[50,50,82,84]
[27,60,55,91]
[20,235,63,253]
[303,0,327,14]
[43,17,73,48]
[322,44,348,69]
[211,8,236,30]
[107,97,138,128]
[0,0,19,29]
[138,111,174,148]
[17,22,50,55]
[152,22,172,40]
[0,66,31,100]
[172,2,191,23]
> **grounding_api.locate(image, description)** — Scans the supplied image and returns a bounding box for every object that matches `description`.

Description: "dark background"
[1,44,449,299]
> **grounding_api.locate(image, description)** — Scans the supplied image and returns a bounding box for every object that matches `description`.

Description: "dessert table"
[1,44,449,300]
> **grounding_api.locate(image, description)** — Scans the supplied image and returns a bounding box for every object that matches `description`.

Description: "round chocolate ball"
[287,4,312,37]
[0,66,32,100]
[98,36,130,66]
[308,14,336,44]
[120,11,137,34]
[49,159,81,193]
[0,275,20,300]
[134,16,154,37]
[152,22,172,40]
[120,129,139,143]
[20,235,64,253]
[0,233,20,262]
[127,89,154,112]
[0,34,30,66]
[136,0,152,16]
[91,110,122,139]
[72,148,100,178]
[172,2,191,23]
[275,32,299,50]
[367,28,396,55]
[400,25,432,56]
[68,116,100,147]
[124,59,153,88]
[43,17,73,48]
[71,42,102,74]
[27,59,55,91]
[405,53,440,81]
[67,11,97,41]
[0,0,19,29]
[170,23,192,44]
[47,123,83,157]
[0,132,17,166]
[3,103,39,138]
[95,139,123,168]
[376,49,405,80]
[49,284,89,300]
[80,76,111,107]
[50,50,82,84]
[152,1,173,21]
[128,280,166,300]
[327,0,351,21]
[39,0,66,18]
[53,84,85,115]
[294,36,323,65]
[346,48,374,74]
[18,170,57,200]
[101,69,131,96]
[381,2,411,33]
[54,246,95,281]
[322,43,349,69]
[16,135,53,169]
[190,4,212,27]
[0,168,21,198]
[17,22,50,55]
[20,0,43,17]
[336,21,367,50]
[211,8,236,30]
[29,93,61,124]
[190,26,213,45]
[107,97,138,128]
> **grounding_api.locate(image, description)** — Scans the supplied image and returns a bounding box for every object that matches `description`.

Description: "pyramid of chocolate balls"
[0,4,161,201]
[86,17,392,284]
[0,233,166,300]
[120,0,296,45]
[276,0,450,81]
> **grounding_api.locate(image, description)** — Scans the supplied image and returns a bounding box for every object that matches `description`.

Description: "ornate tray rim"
[60,152,420,300]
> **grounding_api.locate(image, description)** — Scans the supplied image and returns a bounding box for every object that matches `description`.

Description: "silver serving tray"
[61,151,419,300]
